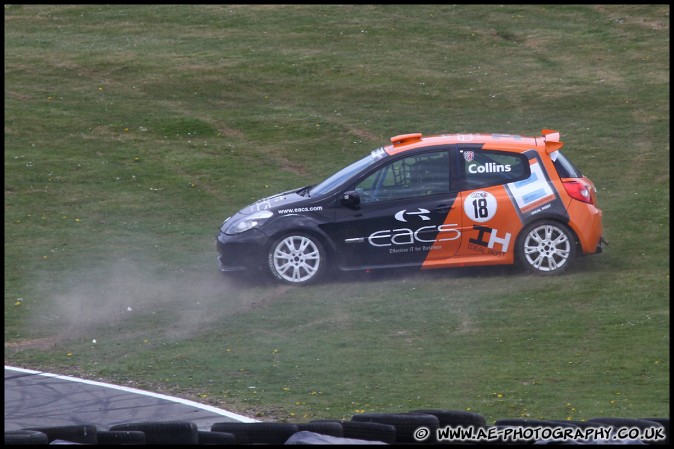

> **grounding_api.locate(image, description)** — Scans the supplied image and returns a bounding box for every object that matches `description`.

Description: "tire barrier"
[4,412,669,445]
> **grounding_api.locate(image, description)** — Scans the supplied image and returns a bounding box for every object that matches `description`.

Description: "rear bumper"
[595,235,608,254]
[565,200,604,255]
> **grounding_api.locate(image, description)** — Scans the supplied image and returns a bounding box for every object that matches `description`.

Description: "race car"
[217,130,605,285]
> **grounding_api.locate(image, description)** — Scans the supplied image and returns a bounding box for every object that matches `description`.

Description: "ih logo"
[469,225,512,253]
[395,208,430,222]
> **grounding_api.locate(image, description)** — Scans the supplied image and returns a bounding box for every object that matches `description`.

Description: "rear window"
[552,150,583,178]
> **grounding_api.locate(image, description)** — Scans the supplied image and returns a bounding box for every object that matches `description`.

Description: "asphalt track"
[4,366,257,432]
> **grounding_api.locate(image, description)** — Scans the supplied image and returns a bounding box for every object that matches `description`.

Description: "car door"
[323,149,461,270]
[455,145,533,263]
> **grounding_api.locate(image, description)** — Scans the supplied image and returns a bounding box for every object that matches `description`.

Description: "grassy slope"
[4,4,669,423]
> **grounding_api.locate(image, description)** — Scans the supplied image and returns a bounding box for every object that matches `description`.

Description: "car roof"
[385,130,562,156]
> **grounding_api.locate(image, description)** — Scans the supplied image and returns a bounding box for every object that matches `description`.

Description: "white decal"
[277,206,323,214]
[371,148,387,160]
[464,191,497,223]
[368,224,460,247]
[507,161,555,213]
[469,225,512,254]
[394,208,431,222]
[468,163,512,174]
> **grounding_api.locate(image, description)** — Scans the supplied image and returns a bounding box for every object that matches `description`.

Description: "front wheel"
[268,233,327,285]
[517,221,577,274]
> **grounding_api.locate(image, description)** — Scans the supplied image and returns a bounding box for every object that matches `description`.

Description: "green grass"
[4,4,669,424]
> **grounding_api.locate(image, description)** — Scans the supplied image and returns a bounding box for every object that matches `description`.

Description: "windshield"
[309,148,386,196]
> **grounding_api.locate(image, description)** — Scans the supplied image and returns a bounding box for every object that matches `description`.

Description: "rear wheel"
[268,233,326,285]
[517,220,576,274]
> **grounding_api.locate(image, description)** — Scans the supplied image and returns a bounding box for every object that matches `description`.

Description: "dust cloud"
[26,259,282,345]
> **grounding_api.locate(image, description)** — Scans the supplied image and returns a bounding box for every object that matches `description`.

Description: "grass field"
[4,4,669,424]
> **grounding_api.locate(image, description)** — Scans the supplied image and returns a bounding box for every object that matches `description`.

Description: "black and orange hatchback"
[217,130,605,285]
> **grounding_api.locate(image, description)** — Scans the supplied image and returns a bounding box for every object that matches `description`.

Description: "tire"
[410,409,486,428]
[210,422,299,445]
[24,424,98,444]
[517,220,576,274]
[642,418,669,445]
[4,430,49,445]
[495,418,577,428]
[197,430,237,444]
[96,430,146,445]
[588,417,667,443]
[588,417,666,430]
[109,421,198,445]
[351,412,439,444]
[296,422,344,438]
[316,420,395,444]
[268,233,327,285]
[494,418,578,443]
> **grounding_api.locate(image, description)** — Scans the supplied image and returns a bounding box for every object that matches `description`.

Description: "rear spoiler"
[542,129,564,153]
[390,133,423,146]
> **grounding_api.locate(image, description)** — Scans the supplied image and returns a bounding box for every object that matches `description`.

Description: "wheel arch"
[514,216,581,271]
[515,215,581,252]
[264,215,337,261]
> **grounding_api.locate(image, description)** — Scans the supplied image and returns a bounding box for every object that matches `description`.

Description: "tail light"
[563,180,595,205]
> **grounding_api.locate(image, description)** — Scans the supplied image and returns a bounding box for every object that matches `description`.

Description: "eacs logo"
[369,209,460,247]
[394,208,430,222]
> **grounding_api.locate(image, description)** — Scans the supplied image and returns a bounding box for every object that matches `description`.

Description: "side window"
[354,151,449,204]
[460,149,529,189]
[552,150,583,178]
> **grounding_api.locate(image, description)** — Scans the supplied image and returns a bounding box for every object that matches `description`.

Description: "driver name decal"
[468,162,512,174]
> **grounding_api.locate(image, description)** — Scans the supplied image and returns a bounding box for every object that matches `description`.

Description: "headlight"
[224,210,273,235]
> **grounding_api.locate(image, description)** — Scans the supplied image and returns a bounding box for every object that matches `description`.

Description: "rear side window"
[551,150,583,178]
[460,148,530,189]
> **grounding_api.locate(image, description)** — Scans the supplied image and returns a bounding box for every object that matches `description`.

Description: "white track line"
[5,365,258,423]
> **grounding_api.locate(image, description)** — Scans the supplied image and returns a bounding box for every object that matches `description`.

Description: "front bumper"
[216,228,269,272]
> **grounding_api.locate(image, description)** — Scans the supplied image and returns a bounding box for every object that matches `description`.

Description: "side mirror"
[341,191,361,209]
